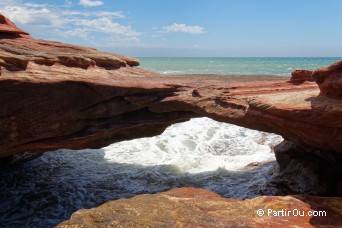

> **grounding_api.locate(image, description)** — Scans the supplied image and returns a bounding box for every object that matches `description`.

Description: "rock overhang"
[0,13,341,163]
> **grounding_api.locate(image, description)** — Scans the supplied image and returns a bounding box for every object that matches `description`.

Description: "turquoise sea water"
[138,57,341,75]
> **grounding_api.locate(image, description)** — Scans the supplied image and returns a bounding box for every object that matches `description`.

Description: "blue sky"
[1,0,342,57]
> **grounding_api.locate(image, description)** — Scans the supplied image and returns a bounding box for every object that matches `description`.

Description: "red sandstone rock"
[0,14,29,35]
[57,187,342,227]
[0,13,341,163]
[1,13,341,227]
[313,60,342,98]
[290,69,313,84]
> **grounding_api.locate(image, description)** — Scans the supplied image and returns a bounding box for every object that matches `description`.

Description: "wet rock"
[266,141,342,196]
[246,162,262,167]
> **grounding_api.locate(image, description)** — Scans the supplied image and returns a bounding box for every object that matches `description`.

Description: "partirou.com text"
[257,208,326,217]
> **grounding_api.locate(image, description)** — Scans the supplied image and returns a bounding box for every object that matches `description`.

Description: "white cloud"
[90,11,125,18]
[58,28,91,39]
[2,5,62,26]
[100,36,142,48]
[79,0,103,7]
[0,0,141,48]
[164,23,205,34]
[60,10,125,18]
[74,17,140,36]
[0,1,138,35]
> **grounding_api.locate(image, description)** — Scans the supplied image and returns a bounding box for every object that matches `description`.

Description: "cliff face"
[313,60,342,98]
[0,15,188,158]
[1,15,341,160]
[1,13,341,189]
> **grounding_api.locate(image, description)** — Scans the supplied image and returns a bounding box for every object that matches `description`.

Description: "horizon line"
[134,56,342,58]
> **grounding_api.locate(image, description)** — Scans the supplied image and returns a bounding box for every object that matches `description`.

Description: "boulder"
[290,69,313,84]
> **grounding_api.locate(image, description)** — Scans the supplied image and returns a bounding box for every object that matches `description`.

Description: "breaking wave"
[0,117,283,227]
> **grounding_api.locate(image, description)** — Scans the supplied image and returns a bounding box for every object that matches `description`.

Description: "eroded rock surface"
[57,187,342,228]
[313,60,342,98]
[0,14,342,166]
[1,13,342,227]
[0,14,29,35]
[290,69,314,84]
[270,141,341,196]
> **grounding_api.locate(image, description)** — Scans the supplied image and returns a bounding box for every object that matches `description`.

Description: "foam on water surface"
[0,118,283,227]
[103,118,282,173]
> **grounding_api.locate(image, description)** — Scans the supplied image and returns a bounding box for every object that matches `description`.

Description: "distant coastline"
[138,57,341,76]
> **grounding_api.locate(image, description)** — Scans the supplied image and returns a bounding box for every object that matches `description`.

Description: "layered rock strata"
[0,14,29,35]
[1,16,341,161]
[1,13,342,227]
[1,14,341,191]
[313,60,342,98]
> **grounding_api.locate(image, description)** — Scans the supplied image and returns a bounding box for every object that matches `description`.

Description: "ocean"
[1,57,340,227]
[138,57,341,75]
[0,118,283,227]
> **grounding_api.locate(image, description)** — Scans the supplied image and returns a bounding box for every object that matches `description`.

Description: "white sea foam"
[103,117,282,173]
[161,70,184,74]
[0,117,283,227]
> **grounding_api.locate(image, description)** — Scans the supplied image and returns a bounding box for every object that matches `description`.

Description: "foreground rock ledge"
[57,187,342,227]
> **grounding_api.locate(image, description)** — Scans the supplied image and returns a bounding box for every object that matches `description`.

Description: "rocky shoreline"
[0,15,341,227]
